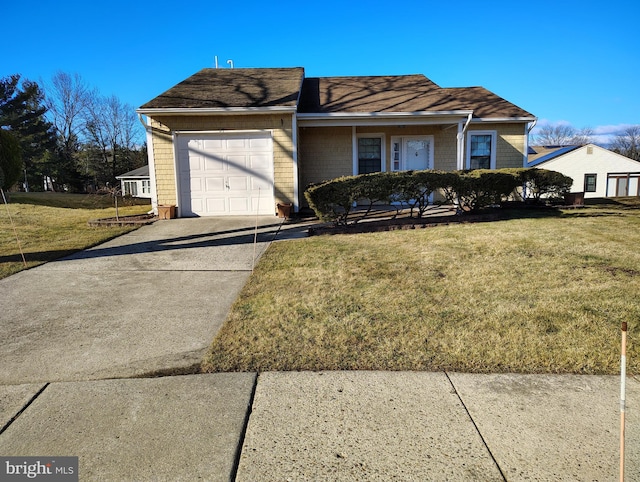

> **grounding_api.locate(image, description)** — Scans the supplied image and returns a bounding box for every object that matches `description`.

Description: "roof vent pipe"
[214,56,218,69]
[227,60,234,69]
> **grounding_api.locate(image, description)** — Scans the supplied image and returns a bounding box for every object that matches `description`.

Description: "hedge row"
[304,168,573,225]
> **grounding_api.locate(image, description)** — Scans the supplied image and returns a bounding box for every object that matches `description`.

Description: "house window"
[357,137,382,174]
[123,181,137,196]
[584,174,597,192]
[467,131,496,169]
[142,180,151,194]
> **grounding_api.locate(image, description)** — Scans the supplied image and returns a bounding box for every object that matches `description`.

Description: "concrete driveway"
[0,217,290,384]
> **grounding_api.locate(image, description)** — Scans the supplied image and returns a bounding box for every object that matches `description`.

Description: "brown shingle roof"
[139,67,304,110]
[297,75,445,113]
[140,68,534,120]
[438,87,534,119]
[298,75,533,118]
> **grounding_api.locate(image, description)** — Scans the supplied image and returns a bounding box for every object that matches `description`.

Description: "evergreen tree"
[0,129,22,190]
[0,74,57,190]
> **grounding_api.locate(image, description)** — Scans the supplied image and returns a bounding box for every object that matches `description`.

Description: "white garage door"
[177,132,274,216]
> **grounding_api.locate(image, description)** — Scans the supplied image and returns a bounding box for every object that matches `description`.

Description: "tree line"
[0,72,145,192]
[532,123,640,161]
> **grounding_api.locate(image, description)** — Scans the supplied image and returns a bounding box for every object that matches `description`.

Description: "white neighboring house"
[115,165,152,199]
[528,144,640,198]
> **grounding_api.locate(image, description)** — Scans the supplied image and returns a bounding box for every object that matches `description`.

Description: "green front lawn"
[203,198,640,374]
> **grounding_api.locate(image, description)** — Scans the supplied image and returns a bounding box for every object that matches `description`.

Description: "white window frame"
[123,180,138,196]
[142,179,151,194]
[354,132,385,175]
[390,136,434,172]
[466,130,497,170]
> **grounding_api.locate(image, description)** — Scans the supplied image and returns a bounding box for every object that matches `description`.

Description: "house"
[115,165,152,199]
[528,144,640,198]
[137,68,535,217]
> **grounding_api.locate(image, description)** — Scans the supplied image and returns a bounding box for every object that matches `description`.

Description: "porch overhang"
[297,111,473,127]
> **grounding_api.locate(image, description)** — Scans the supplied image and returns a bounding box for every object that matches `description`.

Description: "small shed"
[116,165,152,199]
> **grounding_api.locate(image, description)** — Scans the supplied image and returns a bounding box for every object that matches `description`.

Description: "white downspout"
[456,113,473,170]
[137,113,158,215]
[524,119,538,167]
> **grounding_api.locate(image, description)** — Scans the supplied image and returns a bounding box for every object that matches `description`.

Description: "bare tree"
[533,123,593,146]
[611,125,640,161]
[44,72,94,161]
[84,94,139,182]
[570,126,594,146]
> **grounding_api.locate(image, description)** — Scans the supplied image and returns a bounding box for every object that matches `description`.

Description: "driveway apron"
[0,217,283,384]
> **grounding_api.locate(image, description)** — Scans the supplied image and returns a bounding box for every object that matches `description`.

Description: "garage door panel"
[226,138,248,150]
[250,197,273,214]
[226,154,248,171]
[203,139,224,150]
[249,154,271,170]
[178,133,274,216]
[206,198,227,213]
[203,154,225,171]
[205,177,225,192]
[249,137,271,149]
[227,176,249,191]
[229,197,250,213]
[187,153,203,170]
[190,198,204,213]
[251,176,272,191]
[190,178,203,193]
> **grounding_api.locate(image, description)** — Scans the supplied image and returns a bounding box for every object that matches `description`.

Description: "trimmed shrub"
[499,168,573,201]
[352,171,398,220]
[304,167,571,224]
[393,170,450,218]
[452,169,521,212]
[304,176,360,225]
[526,169,573,200]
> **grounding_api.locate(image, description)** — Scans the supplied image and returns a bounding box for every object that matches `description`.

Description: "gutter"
[298,111,474,128]
[136,106,298,116]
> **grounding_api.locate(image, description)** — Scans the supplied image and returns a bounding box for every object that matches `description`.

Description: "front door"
[391,136,433,171]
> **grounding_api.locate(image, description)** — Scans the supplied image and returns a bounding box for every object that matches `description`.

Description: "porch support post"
[352,126,358,175]
[456,122,464,170]
[292,113,299,212]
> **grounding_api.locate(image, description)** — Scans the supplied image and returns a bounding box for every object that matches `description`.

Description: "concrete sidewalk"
[1,372,638,480]
[1,217,638,480]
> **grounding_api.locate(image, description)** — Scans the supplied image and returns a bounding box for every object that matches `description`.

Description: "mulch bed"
[308,211,508,236]
[87,214,157,227]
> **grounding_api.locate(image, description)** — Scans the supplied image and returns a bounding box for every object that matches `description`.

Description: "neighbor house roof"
[116,165,150,179]
[528,145,581,166]
[139,68,305,111]
[139,68,534,120]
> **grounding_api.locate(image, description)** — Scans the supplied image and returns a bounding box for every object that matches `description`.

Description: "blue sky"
[4,0,638,144]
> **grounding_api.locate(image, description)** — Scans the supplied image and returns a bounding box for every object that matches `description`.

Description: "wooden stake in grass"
[252,187,261,273]
[1,188,27,268]
[620,321,627,482]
